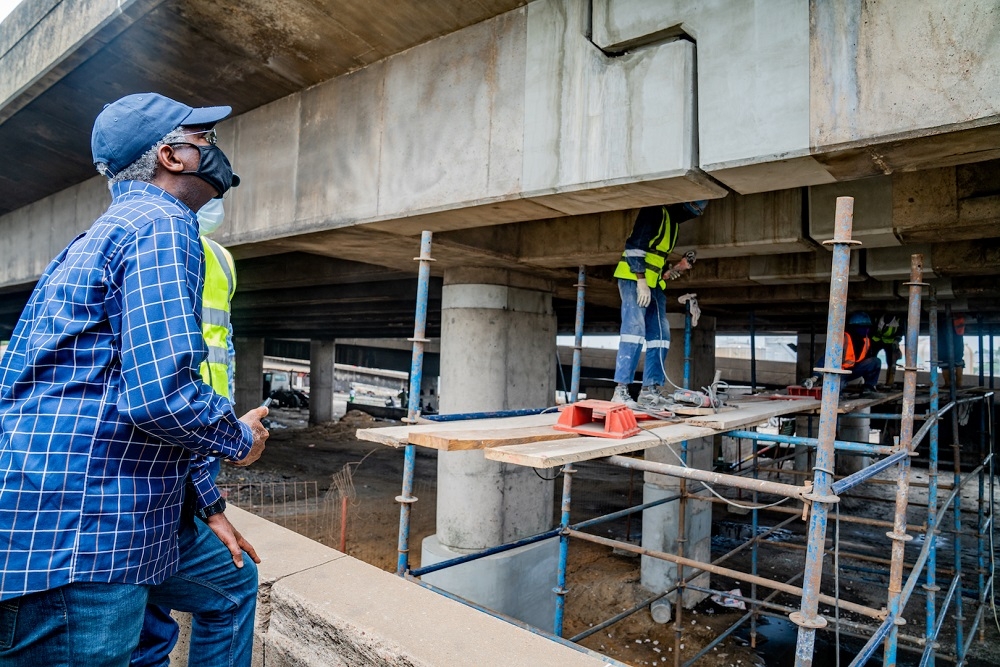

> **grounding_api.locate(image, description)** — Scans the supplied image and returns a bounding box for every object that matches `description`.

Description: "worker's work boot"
[638,386,673,411]
[611,384,639,410]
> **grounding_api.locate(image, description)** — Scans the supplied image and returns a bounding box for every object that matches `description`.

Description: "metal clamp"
[803,492,840,504]
[814,366,852,375]
[789,611,828,629]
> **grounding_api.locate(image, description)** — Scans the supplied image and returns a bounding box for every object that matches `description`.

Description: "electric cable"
[643,425,793,511]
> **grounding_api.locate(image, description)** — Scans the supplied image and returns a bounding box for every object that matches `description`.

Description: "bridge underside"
[2,0,1000,340]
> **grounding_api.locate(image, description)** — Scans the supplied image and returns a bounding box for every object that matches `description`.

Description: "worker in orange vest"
[843,312,881,396]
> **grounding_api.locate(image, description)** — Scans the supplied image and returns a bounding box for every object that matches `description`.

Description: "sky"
[0,0,24,26]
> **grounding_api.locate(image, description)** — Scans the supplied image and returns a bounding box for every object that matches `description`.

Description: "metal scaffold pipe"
[570,266,586,403]
[883,253,926,666]
[565,529,886,621]
[602,455,808,499]
[792,196,859,667]
[396,230,433,575]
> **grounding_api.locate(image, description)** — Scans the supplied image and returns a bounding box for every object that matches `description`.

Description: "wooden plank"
[355,413,560,448]
[404,417,675,451]
[671,405,737,417]
[684,398,820,430]
[410,426,578,451]
[836,391,904,414]
[486,423,716,468]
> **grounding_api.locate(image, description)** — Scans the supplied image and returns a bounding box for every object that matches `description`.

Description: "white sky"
[0,0,25,26]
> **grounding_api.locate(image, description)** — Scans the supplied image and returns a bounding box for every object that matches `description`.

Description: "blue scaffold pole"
[397,231,433,575]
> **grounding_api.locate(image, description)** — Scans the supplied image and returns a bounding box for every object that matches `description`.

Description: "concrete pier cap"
[421,267,559,630]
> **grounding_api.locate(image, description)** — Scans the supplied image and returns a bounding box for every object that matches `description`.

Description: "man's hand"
[635,279,652,308]
[672,256,693,273]
[233,406,269,467]
[205,512,261,569]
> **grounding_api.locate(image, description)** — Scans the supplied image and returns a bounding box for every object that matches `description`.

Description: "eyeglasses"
[175,128,217,145]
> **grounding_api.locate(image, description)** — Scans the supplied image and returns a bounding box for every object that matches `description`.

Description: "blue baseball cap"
[91,93,232,177]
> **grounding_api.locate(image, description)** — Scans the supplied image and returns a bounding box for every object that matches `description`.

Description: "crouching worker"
[843,312,881,397]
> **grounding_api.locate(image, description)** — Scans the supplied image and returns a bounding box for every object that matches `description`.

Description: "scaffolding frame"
[390,205,997,666]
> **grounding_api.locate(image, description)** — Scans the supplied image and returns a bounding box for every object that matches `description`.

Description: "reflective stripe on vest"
[613,206,679,289]
[844,335,870,369]
[199,236,236,399]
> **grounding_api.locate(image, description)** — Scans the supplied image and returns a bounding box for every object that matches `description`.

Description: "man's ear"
[157,144,187,174]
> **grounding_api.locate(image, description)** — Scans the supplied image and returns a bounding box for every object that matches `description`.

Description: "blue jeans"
[844,356,881,388]
[131,517,258,667]
[614,279,670,386]
[0,582,148,666]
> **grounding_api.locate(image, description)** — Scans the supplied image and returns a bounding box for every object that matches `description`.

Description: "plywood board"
[485,423,716,468]
[683,398,820,430]
[355,413,560,448]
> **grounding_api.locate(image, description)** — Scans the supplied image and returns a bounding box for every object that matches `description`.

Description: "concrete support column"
[309,340,336,425]
[641,314,715,616]
[794,332,824,472]
[836,408,872,476]
[421,269,557,630]
[234,337,264,416]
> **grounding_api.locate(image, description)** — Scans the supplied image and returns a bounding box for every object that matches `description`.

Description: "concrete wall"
[169,507,614,667]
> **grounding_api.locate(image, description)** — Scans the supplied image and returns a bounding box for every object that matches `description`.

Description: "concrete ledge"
[204,507,615,667]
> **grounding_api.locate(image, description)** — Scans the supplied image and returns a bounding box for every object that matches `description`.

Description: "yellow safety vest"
[199,236,236,399]
[613,206,679,290]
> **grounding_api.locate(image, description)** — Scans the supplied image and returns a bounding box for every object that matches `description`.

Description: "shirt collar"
[110,181,195,218]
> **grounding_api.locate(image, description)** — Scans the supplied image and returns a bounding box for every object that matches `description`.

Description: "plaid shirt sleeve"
[116,216,253,462]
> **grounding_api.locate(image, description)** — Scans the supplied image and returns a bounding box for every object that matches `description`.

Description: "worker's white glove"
[635,279,652,308]
[664,266,682,281]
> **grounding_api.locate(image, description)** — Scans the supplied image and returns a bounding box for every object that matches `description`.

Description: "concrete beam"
[591,0,815,194]
[809,176,897,248]
[674,188,813,258]
[0,0,165,124]
[810,0,1000,151]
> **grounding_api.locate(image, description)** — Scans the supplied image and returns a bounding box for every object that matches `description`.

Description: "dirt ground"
[219,408,1000,667]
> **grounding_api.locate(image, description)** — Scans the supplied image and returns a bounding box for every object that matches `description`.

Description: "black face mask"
[180,144,240,197]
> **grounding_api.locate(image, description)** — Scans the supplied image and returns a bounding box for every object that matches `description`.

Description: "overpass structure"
[1,0,999,663]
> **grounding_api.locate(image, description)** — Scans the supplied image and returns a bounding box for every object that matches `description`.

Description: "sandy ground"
[218,408,1000,667]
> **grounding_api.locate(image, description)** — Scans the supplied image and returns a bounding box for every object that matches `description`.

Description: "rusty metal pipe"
[602,455,808,499]
[794,197,858,667]
[566,528,886,621]
[883,254,925,667]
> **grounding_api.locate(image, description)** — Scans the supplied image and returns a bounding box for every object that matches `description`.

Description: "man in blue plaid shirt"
[0,93,269,665]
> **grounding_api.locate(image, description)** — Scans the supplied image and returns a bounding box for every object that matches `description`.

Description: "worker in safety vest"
[133,196,260,667]
[870,313,903,387]
[842,311,881,396]
[936,312,966,388]
[611,201,707,410]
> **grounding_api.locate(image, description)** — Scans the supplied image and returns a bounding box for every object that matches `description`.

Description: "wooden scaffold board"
[355,397,822,468]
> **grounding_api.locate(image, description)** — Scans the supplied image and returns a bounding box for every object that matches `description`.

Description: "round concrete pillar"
[421,270,558,631]
[435,275,557,549]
